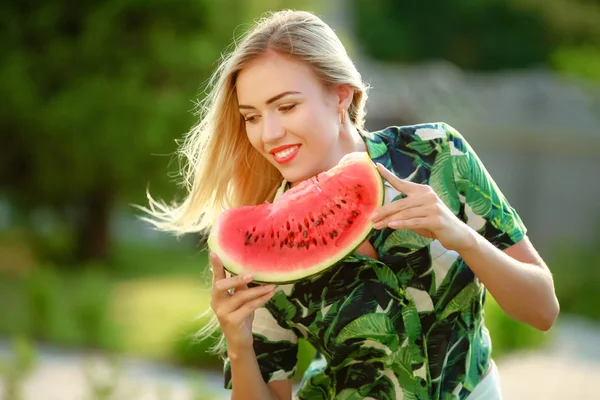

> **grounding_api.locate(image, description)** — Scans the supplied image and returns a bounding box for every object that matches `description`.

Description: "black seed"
[303,231,308,238]
[284,238,289,245]
[341,199,347,204]
[286,221,291,230]
[252,226,256,232]
[315,220,322,226]
[304,218,310,229]
[276,231,280,238]
[289,242,295,248]
[335,204,342,209]
[245,237,251,245]
[352,211,359,217]
[347,219,353,225]
[254,236,258,243]
[298,223,303,232]
[299,242,306,248]
[332,230,338,237]
[330,209,335,215]
[289,232,294,238]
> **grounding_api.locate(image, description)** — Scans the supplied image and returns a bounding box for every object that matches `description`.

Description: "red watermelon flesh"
[207,152,384,283]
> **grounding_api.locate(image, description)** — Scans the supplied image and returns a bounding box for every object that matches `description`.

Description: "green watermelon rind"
[207,152,385,284]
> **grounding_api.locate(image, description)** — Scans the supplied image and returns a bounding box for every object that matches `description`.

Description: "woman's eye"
[279,104,296,112]
[243,115,258,123]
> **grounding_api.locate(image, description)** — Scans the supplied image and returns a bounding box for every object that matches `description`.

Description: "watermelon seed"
[280,242,284,249]
[313,238,318,246]
[298,223,303,232]
[252,227,256,232]
[332,230,338,237]
[245,237,251,245]
[304,218,310,229]
[303,231,308,238]
[284,237,289,245]
[286,221,291,230]
[356,194,362,200]
[347,219,353,225]
[315,220,323,226]
[330,209,335,215]
[289,242,295,248]
[254,236,259,243]
[276,231,280,238]
[299,242,306,248]
[335,204,342,209]
[289,232,295,238]
[322,238,327,245]
[352,211,359,217]
[341,199,347,204]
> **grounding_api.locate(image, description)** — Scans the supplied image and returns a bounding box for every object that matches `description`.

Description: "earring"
[340,108,346,125]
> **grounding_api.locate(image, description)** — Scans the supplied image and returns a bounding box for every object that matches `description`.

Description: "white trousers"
[466,359,503,400]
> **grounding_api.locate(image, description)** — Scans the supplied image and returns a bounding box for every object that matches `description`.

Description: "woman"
[144,9,559,400]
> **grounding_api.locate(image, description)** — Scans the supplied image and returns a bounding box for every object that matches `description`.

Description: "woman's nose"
[262,115,286,144]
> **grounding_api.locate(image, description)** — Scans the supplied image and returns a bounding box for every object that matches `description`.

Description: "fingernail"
[373,221,384,229]
[243,274,253,281]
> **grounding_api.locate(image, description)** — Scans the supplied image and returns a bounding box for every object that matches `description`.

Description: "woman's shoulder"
[363,121,467,163]
[367,121,464,144]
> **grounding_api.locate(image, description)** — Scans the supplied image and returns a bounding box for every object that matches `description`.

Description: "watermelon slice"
[207,152,385,283]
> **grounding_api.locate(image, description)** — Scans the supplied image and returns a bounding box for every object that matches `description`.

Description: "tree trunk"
[74,187,114,263]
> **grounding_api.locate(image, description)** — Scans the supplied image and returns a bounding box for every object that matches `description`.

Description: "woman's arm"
[456,229,559,331]
[228,345,292,400]
[372,163,560,331]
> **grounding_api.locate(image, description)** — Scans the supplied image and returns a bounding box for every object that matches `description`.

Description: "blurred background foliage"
[1,0,599,398]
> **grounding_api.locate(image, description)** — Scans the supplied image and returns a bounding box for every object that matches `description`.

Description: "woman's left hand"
[371,163,476,252]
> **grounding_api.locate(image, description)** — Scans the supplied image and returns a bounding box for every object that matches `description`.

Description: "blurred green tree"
[0,0,318,264]
[352,0,600,78]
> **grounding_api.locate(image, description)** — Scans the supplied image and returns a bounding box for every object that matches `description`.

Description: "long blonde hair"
[141,9,370,355]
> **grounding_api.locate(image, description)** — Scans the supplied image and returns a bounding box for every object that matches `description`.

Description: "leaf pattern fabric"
[222,122,527,399]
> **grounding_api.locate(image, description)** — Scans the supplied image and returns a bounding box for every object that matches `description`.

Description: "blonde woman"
[144,9,559,400]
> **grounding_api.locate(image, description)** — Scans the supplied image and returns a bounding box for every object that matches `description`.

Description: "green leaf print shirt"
[222,122,527,399]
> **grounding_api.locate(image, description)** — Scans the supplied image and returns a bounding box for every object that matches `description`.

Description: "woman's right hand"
[209,252,276,351]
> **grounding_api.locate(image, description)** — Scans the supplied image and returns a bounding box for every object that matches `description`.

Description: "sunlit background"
[1,0,599,399]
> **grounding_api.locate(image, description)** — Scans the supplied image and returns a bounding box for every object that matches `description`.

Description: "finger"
[388,217,429,230]
[210,252,226,286]
[374,205,432,229]
[214,273,254,294]
[376,163,422,194]
[371,195,426,223]
[228,290,276,322]
[220,284,276,315]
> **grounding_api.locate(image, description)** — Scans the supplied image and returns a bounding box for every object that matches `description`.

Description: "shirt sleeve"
[223,303,298,389]
[443,122,527,250]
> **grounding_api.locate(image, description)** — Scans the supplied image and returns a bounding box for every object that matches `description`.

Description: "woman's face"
[236,51,352,185]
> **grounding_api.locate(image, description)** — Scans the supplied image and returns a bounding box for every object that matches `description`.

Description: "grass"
[110,275,213,360]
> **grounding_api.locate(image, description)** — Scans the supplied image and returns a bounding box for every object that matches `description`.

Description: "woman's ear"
[336,83,355,110]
